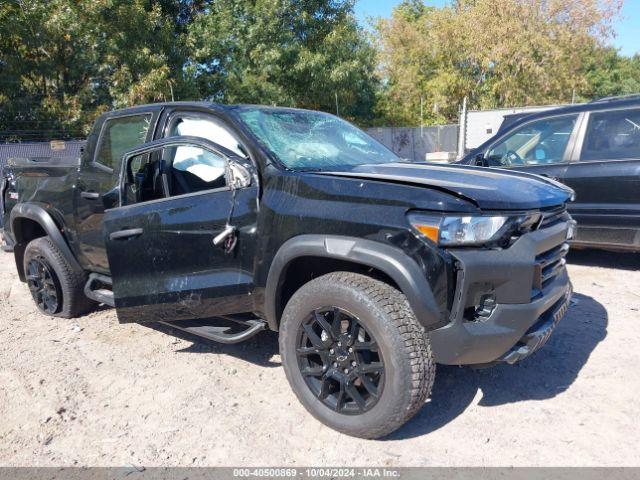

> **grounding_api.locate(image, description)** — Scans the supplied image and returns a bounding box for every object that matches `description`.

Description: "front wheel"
[279,272,435,439]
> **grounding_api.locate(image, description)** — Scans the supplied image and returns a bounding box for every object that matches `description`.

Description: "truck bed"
[2,156,81,231]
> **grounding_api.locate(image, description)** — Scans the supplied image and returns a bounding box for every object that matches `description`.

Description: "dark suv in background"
[460,95,640,253]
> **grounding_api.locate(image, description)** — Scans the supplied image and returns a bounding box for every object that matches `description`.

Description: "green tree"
[585,48,640,99]
[0,0,192,140]
[0,0,101,139]
[0,0,379,140]
[187,0,378,123]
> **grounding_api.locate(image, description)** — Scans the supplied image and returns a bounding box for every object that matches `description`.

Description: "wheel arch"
[10,203,82,281]
[264,235,443,332]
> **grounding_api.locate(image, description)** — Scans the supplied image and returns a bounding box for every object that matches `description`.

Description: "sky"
[354,0,640,57]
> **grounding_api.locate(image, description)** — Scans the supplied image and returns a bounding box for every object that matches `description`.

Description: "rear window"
[94,114,153,170]
[581,108,640,161]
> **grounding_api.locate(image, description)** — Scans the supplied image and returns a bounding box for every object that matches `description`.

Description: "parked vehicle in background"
[459,95,640,253]
[1,102,575,438]
[457,104,571,155]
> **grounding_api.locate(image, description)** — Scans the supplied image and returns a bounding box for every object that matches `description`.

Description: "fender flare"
[10,203,83,281]
[264,235,443,331]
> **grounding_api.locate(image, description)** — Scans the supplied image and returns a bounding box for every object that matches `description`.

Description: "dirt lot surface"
[0,249,639,467]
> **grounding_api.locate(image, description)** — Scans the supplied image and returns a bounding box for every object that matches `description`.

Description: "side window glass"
[171,116,245,158]
[170,146,227,196]
[122,145,228,205]
[486,115,577,166]
[123,153,161,206]
[95,114,152,170]
[581,109,640,161]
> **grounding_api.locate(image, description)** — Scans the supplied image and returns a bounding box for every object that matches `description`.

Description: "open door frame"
[100,135,259,324]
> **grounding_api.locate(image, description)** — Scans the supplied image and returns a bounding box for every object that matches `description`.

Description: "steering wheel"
[503,150,525,166]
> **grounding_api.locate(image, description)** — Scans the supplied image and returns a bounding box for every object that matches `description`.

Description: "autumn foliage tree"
[0,0,637,139]
[376,0,623,126]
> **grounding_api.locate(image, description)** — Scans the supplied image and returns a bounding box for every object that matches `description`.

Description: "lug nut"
[348,347,353,353]
[344,369,349,374]
[329,348,334,354]
[333,362,338,368]
[351,361,356,367]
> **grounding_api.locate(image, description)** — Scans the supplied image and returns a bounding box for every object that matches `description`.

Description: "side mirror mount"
[228,161,252,189]
[474,153,488,167]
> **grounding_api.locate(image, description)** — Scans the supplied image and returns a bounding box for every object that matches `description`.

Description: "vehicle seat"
[170,167,226,195]
[135,159,166,202]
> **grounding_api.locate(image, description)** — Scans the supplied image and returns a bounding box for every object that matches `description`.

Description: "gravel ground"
[0,249,638,467]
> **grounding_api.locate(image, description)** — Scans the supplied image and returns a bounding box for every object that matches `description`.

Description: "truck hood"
[318,162,573,211]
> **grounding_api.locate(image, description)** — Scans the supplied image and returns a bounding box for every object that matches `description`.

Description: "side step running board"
[159,319,266,344]
[84,273,115,307]
[83,273,265,344]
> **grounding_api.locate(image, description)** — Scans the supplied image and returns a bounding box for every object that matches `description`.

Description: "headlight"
[408,213,510,247]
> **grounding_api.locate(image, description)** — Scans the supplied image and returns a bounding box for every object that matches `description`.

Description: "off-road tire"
[23,236,95,318]
[279,272,436,439]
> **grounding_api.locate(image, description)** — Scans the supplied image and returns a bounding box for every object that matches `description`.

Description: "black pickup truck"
[1,102,575,438]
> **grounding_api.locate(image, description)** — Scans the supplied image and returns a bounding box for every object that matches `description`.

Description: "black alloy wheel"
[26,256,61,315]
[281,272,435,438]
[296,306,384,414]
[23,236,95,318]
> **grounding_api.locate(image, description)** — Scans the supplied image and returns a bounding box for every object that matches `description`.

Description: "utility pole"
[335,92,339,117]
[457,96,468,160]
[420,96,424,138]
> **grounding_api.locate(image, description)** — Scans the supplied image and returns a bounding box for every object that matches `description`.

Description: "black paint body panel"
[2,102,574,366]
[320,162,573,211]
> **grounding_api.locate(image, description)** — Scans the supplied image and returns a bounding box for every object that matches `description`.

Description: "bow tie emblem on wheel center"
[328,336,357,372]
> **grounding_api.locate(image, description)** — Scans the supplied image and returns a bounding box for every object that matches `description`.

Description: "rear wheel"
[23,236,94,318]
[25,255,62,314]
[279,272,435,439]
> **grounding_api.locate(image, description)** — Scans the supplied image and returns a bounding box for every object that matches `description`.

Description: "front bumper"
[497,283,571,365]
[430,218,573,366]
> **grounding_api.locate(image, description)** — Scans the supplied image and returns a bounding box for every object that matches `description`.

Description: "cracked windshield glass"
[237,108,400,171]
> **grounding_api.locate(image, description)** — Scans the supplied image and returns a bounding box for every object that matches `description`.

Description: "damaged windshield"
[236,107,399,170]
